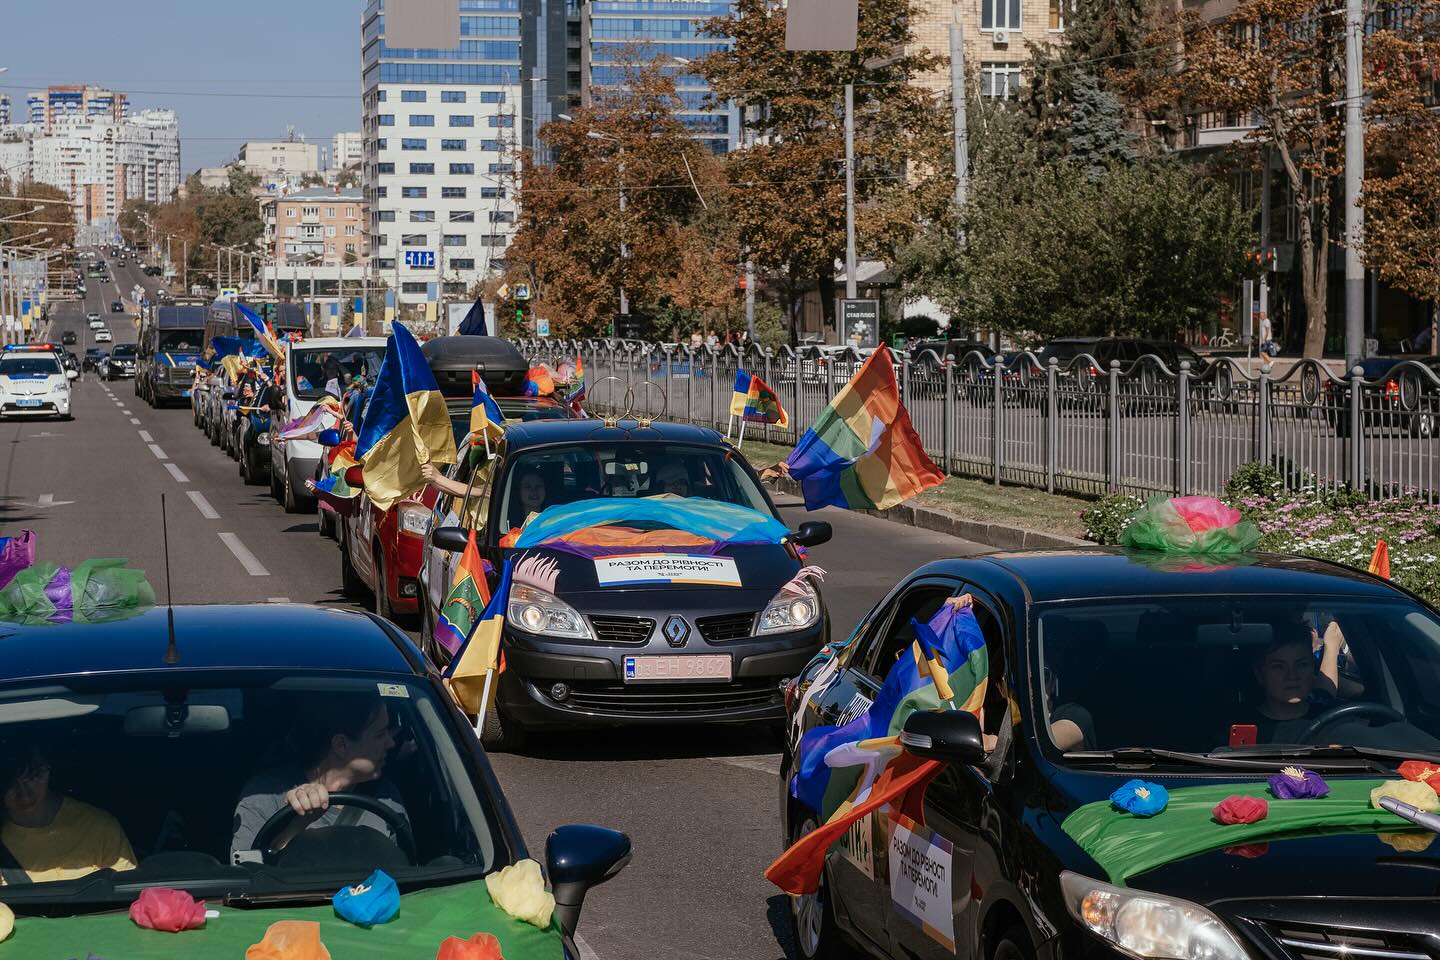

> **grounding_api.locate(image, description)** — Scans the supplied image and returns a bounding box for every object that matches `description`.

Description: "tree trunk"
[818,271,837,345]
[1299,219,1328,359]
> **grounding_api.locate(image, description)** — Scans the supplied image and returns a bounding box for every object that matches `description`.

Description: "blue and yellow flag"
[355,322,458,511]
[730,369,752,418]
[471,370,505,445]
[237,303,281,358]
[445,557,512,715]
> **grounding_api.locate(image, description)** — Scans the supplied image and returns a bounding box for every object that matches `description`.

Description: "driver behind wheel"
[1246,621,1348,743]
[230,693,408,862]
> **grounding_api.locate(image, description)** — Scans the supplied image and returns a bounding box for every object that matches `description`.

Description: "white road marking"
[163,463,189,483]
[218,532,270,577]
[711,754,782,776]
[36,494,75,508]
[138,430,153,442]
[121,409,131,415]
[147,443,168,460]
[574,934,601,960]
[129,418,141,424]
[187,491,220,519]
[266,597,291,603]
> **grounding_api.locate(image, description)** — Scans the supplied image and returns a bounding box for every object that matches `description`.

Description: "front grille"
[697,612,755,642]
[587,615,654,645]
[558,678,781,715]
[1260,923,1438,960]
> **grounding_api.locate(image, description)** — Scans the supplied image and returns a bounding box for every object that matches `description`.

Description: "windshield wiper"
[1218,744,1440,772]
[1066,746,1387,772]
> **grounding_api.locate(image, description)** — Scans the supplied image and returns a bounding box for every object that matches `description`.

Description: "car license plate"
[181,389,191,398]
[16,399,42,408]
[624,655,731,683]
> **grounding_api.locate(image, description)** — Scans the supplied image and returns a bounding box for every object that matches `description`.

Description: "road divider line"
[138,430,153,442]
[129,418,141,425]
[163,463,189,483]
[711,754,782,776]
[148,443,168,460]
[573,933,600,960]
[186,491,219,519]
[266,597,291,603]
[218,533,270,577]
[121,409,131,415]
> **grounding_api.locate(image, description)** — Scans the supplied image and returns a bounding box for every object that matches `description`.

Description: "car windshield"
[0,672,504,909]
[112,346,136,359]
[1037,595,1440,760]
[290,347,386,401]
[498,442,771,532]
[157,331,202,352]
[0,357,61,377]
[495,397,573,422]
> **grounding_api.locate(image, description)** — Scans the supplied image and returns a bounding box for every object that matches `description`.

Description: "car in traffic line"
[110,300,125,313]
[420,418,834,751]
[61,331,76,346]
[0,602,630,955]
[0,344,75,419]
[100,343,137,380]
[780,547,1440,960]
[94,328,113,343]
[1323,355,1440,439]
[88,315,104,330]
[136,305,206,407]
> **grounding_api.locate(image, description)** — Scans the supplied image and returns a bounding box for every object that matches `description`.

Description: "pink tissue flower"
[129,887,206,933]
[1171,496,1242,534]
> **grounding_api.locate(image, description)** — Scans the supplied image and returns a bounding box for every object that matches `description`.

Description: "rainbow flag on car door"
[436,530,492,656]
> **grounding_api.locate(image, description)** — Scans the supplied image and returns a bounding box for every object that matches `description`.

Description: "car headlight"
[398,504,430,537]
[507,583,593,640]
[756,575,821,635]
[1060,872,1249,960]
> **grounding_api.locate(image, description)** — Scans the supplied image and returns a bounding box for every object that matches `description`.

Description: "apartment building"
[263,187,369,267]
[910,0,1067,100]
[238,140,322,179]
[26,85,128,132]
[332,131,364,171]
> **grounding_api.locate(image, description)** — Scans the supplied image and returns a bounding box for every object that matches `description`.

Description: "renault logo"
[663,615,690,648]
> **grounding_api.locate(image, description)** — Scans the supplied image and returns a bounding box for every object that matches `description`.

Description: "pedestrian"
[704,328,718,349]
[689,329,703,351]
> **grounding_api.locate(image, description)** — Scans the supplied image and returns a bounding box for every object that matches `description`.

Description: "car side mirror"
[790,521,832,548]
[546,824,632,938]
[900,709,986,766]
[433,526,469,552]
[66,369,78,381]
[222,388,236,400]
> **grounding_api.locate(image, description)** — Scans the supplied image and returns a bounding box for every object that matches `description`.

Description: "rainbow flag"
[564,355,586,413]
[785,346,943,511]
[445,557,513,715]
[743,374,788,427]
[436,530,492,656]
[471,370,505,445]
[730,370,752,418]
[524,365,555,397]
[355,322,458,511]
[237,302,282,357]
[277,395,343,442]
[766,598,988,895]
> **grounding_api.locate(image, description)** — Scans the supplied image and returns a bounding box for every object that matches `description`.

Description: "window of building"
[488,162,514,173]
[326,242,335,253]
[450,258,476,270]
[401,186,427,198]
[302,206,320,216]
[410,162,436,174]
[450,210,475,222]
[442,186,467,199]
[326,226,338,237]
[377,90,387,102]
[377,138,388,151]
[411,210,436,222]
[479,235,507,247]
[375,187,388,198]
[345,225,357,236]
[476,139,503,152]
[980,62,1023,99]
[346,242,356,252]
[480,91,506,104]
[401,90,427,102]
[402,282,429,294]
[377,161,396,174]
[981,0,1021,31]
[286,206,298,217]
[401,138,427,150]
[443,234,466,246]
[378,114,395,126]
[326,207,336,218]
[489,210,514,223]
[1049,0,1067,30]
[375,236,389,249]
[442,90,467,103]
[480,186,505,199]
[449,115,475,127]
[401,234,427,246]
[410,114,435,127]
[450,163,475,175]
[487,115,515,128]
[441,139,466,151]
[285,226,297,237]
[376,210,396,222]
[346,207,355,218]
[377,258,396,270]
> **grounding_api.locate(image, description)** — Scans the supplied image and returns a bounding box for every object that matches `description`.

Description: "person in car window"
[1248,621,1349,743]
[507,466,549,529]
[1044,668,1096,751]
[231,694,408,860]
[0,740,136,884]
[651,459,691,498]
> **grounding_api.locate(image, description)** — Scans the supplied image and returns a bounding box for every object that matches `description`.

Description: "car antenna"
[160,493,180,664]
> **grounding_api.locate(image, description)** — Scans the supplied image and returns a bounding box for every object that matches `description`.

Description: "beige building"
[909,0,1068,99]
[263,187,368,267]
[238,140,321,180]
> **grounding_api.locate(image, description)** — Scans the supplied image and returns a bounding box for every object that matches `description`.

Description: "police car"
[0,344,76,420]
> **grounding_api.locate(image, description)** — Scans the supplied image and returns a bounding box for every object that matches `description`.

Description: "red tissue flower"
[1398,760,1440,795]
[129,887,206,933]
[1213,795,1268,825]
[437,932,505,960]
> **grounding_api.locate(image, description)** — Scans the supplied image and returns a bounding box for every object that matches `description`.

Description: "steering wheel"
[1297,701,1407,742]
[251,791,418,865]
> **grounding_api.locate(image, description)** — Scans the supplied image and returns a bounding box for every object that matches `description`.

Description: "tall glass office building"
[361,0,525,304]
[581,0,738,154]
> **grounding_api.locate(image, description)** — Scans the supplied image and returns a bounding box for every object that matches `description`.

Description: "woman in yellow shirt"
[0,742,135,885]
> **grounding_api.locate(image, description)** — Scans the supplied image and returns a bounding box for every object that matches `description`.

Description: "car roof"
[501,418,726,451]
[290,337,388,350]
[0,604,417,685]
[928,547,1402,604]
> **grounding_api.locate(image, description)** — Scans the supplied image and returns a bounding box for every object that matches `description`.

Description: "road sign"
[839,298,880,348]
[536,318,550,338]
[219,287,239,300]
[404,250,436,268]
[786,0,857,50]
[513,283,532,301]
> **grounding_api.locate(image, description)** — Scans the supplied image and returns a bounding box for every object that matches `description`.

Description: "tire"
[1410,411,1437,439]
[241,445,265,486]
[786,815,857,960]
[318,508,335,540]
[339,530,366,598]
[992,926,1034,960]
[283,470,301,512]
[480,694,526,753]
[269,459,284,502]
[419,600,448,668]
[373,546,394,621]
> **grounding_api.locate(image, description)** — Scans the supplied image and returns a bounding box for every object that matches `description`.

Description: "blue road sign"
[404,250,436,269]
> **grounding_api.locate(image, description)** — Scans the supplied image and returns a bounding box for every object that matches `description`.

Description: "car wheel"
[1411,411,1437,439]
[269,459,284,502]
[787,815,857,960]
[373,546,395,621]
[419,600,447,667]
[318,508,335,540]
[992,926,1034,960]
[339,530,366,598]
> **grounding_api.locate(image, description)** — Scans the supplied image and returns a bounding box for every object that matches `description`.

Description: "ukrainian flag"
[355,322,457,511]
[237,303,281,357]
[730,369,752,418]
[471,370,505,445]
[785,346,943,512]
[445,557,512,715]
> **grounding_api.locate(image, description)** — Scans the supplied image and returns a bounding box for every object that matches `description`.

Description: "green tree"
[226,166,261,196]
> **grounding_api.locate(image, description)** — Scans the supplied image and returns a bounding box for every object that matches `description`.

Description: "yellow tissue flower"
[0,903,12,942]
[1370,780,1440,812]
[485,859,556,929]
[1378,831,1435,853]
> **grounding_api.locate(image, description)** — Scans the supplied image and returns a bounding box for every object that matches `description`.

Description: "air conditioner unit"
[993,28,1009,45]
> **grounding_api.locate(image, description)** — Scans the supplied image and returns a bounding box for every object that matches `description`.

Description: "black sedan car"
[422,419,833,751]
[101,343,137,380]
[110,300,125,313]
[1324,356,1440,438]
[781,548,1440,960]
[0,603,629,953]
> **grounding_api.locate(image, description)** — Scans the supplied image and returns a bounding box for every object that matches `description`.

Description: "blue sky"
[3,0,361,171]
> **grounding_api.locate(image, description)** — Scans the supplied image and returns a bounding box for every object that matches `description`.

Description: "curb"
[766,476,1090,551]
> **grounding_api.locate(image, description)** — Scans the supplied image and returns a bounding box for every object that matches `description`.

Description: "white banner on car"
[887,814,956,952]
[593,554,741,587]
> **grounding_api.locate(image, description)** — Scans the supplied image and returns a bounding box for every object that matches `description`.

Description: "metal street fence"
[516,339,1440,502]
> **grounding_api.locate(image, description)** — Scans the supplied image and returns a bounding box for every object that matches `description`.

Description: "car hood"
[8,878,565,958]
[509,542,803,611]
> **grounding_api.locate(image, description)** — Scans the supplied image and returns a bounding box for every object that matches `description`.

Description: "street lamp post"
[586,130,629,322]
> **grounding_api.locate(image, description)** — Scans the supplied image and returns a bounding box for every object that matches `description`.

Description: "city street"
[14,286,987,960]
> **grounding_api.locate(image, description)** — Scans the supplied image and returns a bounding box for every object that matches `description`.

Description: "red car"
[339,395,579,621]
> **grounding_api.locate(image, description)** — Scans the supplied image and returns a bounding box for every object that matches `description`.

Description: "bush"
[1080,494,1145,545]
[1223,462,1284,501]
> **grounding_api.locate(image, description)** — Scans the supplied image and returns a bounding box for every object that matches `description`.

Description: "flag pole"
[474,668,496,736]
[737,416,748,449]
[725,413,734,440]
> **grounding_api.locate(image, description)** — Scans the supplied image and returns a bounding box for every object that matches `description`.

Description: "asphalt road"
[11,277,989,960]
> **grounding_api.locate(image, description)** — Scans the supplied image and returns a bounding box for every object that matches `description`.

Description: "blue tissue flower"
[317,428,343,447]
[1110,779,1169,817]
[332,869,400,927]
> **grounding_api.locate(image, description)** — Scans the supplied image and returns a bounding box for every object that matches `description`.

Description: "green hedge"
[1080,465,1440,604]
